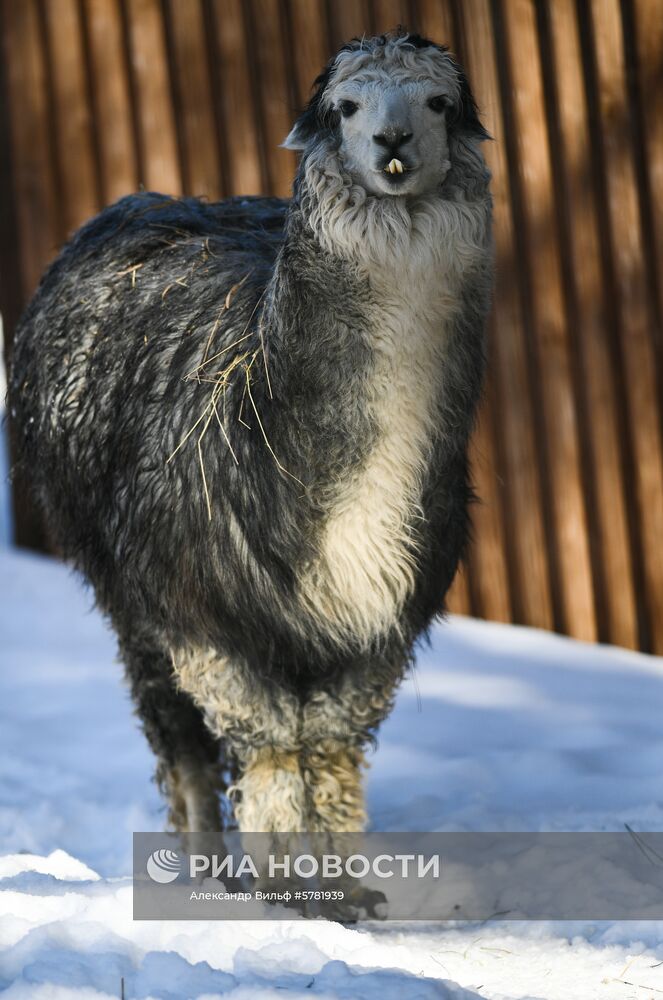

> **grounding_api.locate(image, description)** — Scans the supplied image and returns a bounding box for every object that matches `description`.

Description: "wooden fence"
[1,0,662,653]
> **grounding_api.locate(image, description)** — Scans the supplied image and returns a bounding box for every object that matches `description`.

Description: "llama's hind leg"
[302,652,406,832]
[119,635,225,832]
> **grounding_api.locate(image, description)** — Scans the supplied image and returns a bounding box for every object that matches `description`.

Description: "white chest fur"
[299,275,455,645]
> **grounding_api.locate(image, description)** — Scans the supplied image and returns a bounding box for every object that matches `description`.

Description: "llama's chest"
[299,275,456,646]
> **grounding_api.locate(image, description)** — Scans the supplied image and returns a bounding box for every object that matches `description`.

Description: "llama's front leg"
[302,740,368,832]
[172,648,306,831]
[235,746,307,831]
[302,653,406,832]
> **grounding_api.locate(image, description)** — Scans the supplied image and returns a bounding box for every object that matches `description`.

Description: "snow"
[2,446,663,995]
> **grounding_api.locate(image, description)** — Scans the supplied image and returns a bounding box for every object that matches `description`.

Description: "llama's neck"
[265,152,490,649]
[295,144,489,274]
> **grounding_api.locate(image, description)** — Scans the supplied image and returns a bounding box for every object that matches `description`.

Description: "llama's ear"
[282,126,305,151]
[448,64,491,141]
[282,113,316,150]
[282,61,338,150]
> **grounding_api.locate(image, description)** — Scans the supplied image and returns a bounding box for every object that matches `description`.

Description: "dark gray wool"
[8,31,492,834]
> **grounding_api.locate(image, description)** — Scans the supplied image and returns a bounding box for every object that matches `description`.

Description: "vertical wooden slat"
[371,0,411,33]
[207,0,264,196]
[0,0,52,551]
[453,1,512,624]
[122,0,181,194]
[247,0,296,197]
[286,0,332,110]
[416,0,455,48]
[585,0,663,653]
[544,0,638,648]
[446,563,471,617]
[0,1,23,337]
[466,388,513,624]
[40,0,100,235]
[162,0,222,200]
[497,0,596,641]
[81,0,138,204]
[328,0,371,50]
[462,0,554,631]
[631,0,663,406]
[1,0,59,297]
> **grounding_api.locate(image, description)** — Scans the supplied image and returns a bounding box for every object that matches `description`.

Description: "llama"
[9,32,492,835]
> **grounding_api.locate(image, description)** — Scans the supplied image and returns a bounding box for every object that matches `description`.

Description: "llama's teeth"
[386,158,404,175]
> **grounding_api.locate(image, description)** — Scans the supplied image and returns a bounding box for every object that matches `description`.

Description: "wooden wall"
[1,0,662,652]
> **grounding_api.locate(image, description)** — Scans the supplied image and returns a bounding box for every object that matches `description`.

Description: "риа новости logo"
[146,849,182,884]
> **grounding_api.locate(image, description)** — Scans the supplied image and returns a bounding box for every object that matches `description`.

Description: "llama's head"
[284,31,489,199]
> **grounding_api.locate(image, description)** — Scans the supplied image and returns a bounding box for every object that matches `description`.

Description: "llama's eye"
[428,95,449,113]
[339,100,358,118]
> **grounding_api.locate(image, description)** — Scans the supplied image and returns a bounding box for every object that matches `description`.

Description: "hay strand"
[167,283,305,516]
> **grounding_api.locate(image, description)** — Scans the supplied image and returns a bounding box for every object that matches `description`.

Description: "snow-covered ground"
[2,542,663,999]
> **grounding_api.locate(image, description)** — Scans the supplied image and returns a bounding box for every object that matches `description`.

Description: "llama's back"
[9,192,292,634]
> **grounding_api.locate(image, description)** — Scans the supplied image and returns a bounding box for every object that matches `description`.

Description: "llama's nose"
[373,127,413,151]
